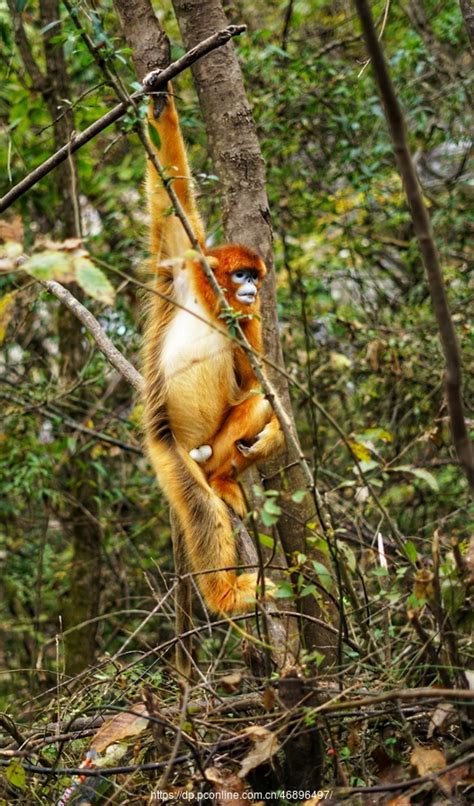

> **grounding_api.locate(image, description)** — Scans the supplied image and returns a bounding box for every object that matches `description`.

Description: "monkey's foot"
[210,572,275,614]
[189,444,213,463]
[237,433,262,457]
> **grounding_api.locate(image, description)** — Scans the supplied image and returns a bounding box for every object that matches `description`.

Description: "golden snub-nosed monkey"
[142,75,283,614]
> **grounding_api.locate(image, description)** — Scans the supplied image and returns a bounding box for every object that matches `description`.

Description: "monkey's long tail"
[147,433,260,614]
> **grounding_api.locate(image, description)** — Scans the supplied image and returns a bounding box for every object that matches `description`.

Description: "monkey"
[142,77,284,614]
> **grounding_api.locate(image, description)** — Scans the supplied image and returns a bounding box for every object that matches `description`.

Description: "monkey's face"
[231,268,260,306]
[206,244,266,314]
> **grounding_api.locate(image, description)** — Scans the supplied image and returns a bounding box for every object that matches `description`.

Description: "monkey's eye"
[232,269,259,284]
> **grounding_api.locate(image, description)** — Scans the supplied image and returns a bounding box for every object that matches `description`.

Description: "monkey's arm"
[146,84,205,260]
[202,393,284,477]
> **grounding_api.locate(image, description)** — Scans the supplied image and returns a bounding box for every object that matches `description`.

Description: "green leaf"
[264,498,281,514]
[312,560,334,591]
[148,122,161,150]
[336,540,356,573]
[261,496,281,526]
[258,533,276,549]
[394,465,439,492]
[6,759,26,790]
[353,459,379,473]
[74,258,115,305]
[300,583,317,597]
[404,539,418,563]
[291,489,306,503]
[23,250,74,282]
[39,19,61,35]
[371,566,389,577]
[274,581,295,599]
[408,467,439,492]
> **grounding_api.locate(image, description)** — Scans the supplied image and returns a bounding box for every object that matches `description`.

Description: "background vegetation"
[0,0,472,802]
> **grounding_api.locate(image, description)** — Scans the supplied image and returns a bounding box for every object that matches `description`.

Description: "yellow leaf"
[0,291,17,344]
[348,440,372,462]
[329,351,351,370]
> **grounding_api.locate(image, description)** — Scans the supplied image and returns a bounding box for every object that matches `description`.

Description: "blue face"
[231,268,260,305]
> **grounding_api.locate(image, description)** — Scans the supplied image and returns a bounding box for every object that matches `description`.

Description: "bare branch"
[42,280,144,393]
[0,25,246,213]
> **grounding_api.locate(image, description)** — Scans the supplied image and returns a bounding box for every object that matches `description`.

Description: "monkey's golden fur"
[143,87,283,614]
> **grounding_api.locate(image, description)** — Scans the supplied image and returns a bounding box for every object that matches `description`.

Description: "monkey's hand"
[189,444,213,464]
[143,70,170,117]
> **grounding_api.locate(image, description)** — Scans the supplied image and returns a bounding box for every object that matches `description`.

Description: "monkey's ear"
[207,256,219,269]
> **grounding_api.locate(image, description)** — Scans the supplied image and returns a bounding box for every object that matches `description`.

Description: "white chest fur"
[159,274,232,447]
[160,264,227,379]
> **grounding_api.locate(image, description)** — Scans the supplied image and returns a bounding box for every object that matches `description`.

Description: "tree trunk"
[171,0,338,663]
[38,0,102,674]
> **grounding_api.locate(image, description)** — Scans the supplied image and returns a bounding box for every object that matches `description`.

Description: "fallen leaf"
[206,767,248,804]
[5,758,26,790]
[366,339,384,371]
[90,703,149,753]
[410,745,445,776]
[427,703,455,738]
[263,685,276,711]
[220,671,243,693]
[329,351,351,370]
[439,762,470,795]
[239,725,279,778]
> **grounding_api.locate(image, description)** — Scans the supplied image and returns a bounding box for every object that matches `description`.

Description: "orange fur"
[143,86,283,614]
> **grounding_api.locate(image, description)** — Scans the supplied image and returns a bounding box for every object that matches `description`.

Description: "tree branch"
[7,0,47,92]
[41,280,144,393]
[459,0,474,49]
[354,0,474,493]
[0,24,246,213]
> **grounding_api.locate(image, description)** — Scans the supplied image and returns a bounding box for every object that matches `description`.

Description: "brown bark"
[114,0,170,80]
[171,0,338,663]
[354,0,474,495]
[38,0,80,237]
